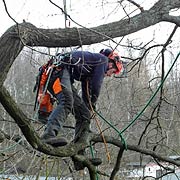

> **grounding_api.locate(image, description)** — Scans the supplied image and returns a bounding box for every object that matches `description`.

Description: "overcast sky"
[0,0,156,35]
[0,0,179,58]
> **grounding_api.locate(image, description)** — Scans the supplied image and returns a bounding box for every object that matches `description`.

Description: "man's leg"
[71,86,90,170]
[71,86,103,170]
[41,68,73,145]
[71,85,91,143]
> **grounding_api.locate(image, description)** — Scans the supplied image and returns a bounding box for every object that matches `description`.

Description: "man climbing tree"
[0,0,180,179]
[37,49,123,169]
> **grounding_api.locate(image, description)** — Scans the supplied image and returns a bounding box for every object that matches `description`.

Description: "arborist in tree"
[37,49,123,145]
[34,48,123,170]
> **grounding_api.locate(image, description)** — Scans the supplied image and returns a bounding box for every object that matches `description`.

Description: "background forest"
[0,0,180,179]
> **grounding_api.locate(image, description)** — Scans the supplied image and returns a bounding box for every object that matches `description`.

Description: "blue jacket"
[71,51,108,107]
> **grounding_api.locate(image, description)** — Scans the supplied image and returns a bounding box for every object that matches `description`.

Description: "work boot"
[43,137,68,147]
[41,127,57,140]
[41,128,68,147]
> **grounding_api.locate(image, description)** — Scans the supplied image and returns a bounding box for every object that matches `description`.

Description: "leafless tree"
[0,0,180,179]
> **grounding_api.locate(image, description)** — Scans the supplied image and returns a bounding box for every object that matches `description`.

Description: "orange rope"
[86,80,111,162]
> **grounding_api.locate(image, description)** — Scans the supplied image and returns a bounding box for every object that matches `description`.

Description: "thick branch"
[0,0,179,52]
[92,135,180,167]
[162,15,180,26]
[0,85,89,157]
[0,25,24,84]
[0,1,180,175]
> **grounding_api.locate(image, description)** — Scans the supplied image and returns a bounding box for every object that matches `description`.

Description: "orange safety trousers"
[38,67,62,113]
[39,92,53,113]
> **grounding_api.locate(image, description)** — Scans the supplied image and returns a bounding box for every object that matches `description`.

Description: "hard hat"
[108,51,122,75]
[100,48,123,74]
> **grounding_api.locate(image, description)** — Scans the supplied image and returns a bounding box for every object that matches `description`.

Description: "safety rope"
[120,51,180,134]
[86,81,111,162]
[95,52,180,148]
[94,110,127,149]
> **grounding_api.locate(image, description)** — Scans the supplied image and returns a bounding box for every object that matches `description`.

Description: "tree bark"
[0,0,180,178]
